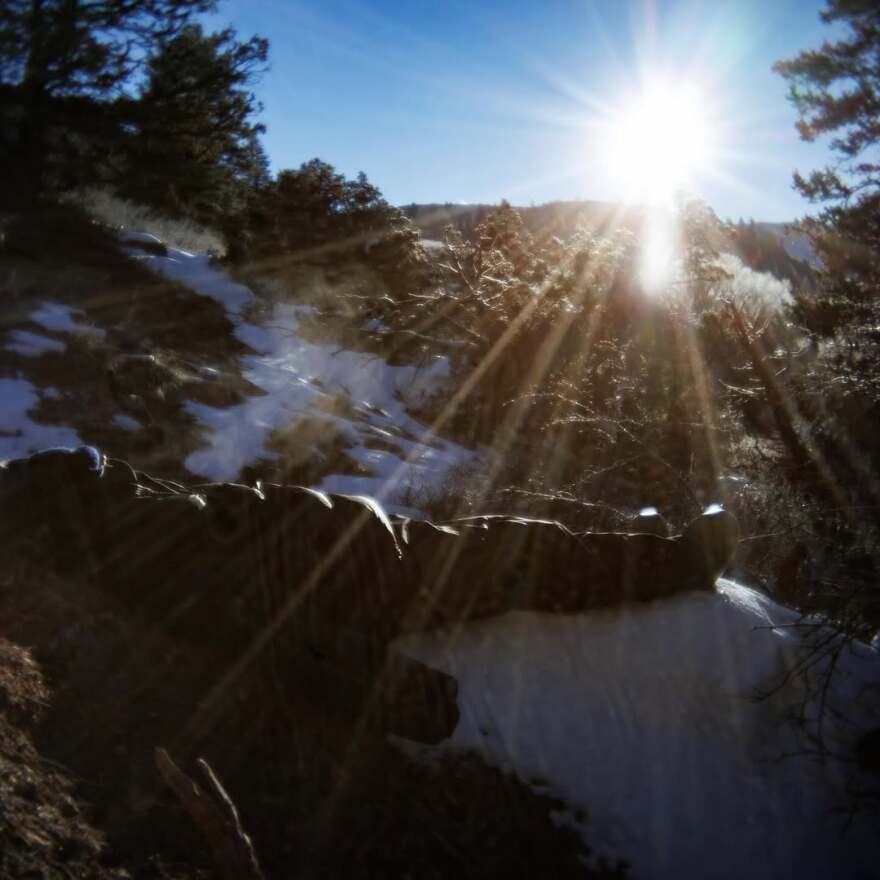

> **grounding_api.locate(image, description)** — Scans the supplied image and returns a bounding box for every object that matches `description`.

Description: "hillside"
[0,204,878,878]
[755,222,821,267]
[402,200,630,243]
[3,1,880,877]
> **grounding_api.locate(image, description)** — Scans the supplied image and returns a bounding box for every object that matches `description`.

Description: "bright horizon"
[205,0,841,222]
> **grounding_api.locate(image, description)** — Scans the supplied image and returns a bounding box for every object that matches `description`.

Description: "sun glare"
[640,207,678,292]
[594,75,716,291]
[601,77,715,206]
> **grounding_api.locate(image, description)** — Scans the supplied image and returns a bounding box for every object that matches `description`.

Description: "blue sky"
[205,0,838,221]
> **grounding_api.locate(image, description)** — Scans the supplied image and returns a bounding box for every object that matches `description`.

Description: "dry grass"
[63,187,224,255]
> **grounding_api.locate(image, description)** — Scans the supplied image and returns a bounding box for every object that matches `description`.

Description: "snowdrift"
[399,579,880,879]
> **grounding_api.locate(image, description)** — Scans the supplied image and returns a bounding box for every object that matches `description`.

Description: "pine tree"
[264,159,349,249]
[773,0,879,332]
[0,0,215,199]
[258,159,400,252]
[121,24,269,230]
[772,0,880,548]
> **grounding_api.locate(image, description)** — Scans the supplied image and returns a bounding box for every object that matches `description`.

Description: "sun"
[600,77,716,206]
[593,76,718,291]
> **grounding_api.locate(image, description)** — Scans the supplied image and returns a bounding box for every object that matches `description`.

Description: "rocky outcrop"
[394,506,738,629]
[0,446,739,744]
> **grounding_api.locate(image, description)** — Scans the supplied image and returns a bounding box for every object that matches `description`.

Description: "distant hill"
[731,221,816,290]
[401,200,637,244]
[754,223,819,268]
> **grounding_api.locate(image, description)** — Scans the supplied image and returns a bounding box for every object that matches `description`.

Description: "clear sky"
[204,0,840,222]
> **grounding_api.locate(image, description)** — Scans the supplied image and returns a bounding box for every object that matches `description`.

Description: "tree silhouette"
[774,0,879,330]
[121,24,269,231]
[0,0,215,198]
[771,1,880,634]
[257,159,399,252]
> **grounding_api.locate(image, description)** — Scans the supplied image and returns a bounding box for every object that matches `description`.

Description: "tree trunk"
[11,0,51,196]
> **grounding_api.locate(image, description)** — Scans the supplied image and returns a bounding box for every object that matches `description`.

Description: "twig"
[155,748,265,880]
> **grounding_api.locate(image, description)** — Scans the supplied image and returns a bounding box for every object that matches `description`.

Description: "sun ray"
[639,206,680,292]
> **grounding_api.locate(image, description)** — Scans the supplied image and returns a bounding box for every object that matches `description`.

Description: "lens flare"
[600,77,716,205]
[639,206,681,292]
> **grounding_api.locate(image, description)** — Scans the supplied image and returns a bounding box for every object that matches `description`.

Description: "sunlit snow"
[125,235,473,501]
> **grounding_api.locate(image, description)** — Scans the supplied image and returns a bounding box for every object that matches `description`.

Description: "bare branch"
[155,748,265,880]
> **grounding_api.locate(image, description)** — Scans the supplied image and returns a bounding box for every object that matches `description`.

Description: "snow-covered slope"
[398,579,880,879]
[122,232,472,503]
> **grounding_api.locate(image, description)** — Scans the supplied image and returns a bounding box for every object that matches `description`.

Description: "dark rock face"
[0,447,739,743]
[394,507,739,630]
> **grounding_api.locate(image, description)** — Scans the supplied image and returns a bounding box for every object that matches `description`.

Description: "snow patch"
[396,578,880,879]
[112,413,142,432]
[128,245,252,313]
[0,378,82,459]
[30,302,80,333]
[30,301,104,338]
[6,330,66,357]
[4,302,105,357]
